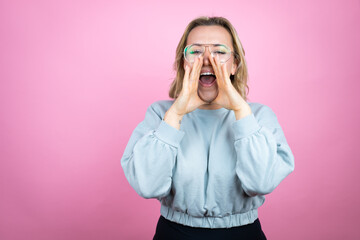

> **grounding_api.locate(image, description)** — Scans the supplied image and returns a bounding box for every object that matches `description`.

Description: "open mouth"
[199,72,216,87]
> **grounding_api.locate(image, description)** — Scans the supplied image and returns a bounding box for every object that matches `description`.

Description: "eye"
[213,51,227,55]
[189,50,203,55]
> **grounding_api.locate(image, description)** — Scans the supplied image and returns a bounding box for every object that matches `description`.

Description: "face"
[184,25,238,103]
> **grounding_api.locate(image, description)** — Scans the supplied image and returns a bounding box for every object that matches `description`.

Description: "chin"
[198,86,218,103]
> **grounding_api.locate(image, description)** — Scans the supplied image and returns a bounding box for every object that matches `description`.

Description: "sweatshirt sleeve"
[121,103,185,199]
[233,105,295,197]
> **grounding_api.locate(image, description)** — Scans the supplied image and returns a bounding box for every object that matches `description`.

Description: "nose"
[202,46,211,66]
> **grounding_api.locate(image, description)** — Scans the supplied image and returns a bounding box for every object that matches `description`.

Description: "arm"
[207,56,294,196]
[233,105,295,196]
[121,57,205,199]
[121,104,185,199]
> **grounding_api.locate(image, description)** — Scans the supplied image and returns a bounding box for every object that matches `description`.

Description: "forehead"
[186,25,233,47]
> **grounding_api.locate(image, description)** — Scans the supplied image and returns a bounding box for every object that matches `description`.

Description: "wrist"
[233,104,252,120]
[164,109,184,130]
[167,106,185,119]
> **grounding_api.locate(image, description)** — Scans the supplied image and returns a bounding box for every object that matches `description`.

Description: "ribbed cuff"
[232,113,261,140]
[154,120,185,147]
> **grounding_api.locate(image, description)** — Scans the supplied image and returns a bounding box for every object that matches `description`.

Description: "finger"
[183,65,190,89]
[189,57,198,83]
[209,55,218,76]
[209,55,224,86]
[215,56,226,84]
[190,56,202,88]
[221,63,231,86]
[194,56,203,88]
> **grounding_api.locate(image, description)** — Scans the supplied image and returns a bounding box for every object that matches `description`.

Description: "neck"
[197,103,223,110]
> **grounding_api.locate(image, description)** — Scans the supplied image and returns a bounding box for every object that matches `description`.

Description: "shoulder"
[146,100,174,119]
[248,101,275,115]
[247,101,279,126]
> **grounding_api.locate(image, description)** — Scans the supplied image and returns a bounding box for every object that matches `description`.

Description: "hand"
[169,57,207,116]
[164,57,206,129]
[210,56,252,119]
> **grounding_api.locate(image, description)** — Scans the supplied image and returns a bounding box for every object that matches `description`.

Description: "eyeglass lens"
[185,44,231,63]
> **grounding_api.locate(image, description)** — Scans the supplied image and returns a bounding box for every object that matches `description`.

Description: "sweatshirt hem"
[160,205,258,229]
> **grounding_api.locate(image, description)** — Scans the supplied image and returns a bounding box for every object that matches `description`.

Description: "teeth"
[200,72,215,76]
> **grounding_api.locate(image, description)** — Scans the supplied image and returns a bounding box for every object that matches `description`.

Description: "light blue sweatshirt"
[121,100,294,228]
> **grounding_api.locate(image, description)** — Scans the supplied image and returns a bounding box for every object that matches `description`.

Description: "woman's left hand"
[210,56,252,119]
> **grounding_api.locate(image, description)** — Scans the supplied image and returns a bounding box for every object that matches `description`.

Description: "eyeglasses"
[184,44,233,63]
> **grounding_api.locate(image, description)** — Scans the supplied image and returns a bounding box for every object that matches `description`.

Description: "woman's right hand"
[164,57,205,129]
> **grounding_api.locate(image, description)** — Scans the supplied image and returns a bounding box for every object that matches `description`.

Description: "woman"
[121,16,295,240]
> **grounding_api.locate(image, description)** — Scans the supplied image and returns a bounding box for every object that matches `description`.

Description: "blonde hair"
[169,16,249,101]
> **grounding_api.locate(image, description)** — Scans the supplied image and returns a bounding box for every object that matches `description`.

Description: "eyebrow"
[192,43,224,46]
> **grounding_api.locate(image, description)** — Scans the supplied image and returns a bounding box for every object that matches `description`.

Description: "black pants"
[153,215,267,240]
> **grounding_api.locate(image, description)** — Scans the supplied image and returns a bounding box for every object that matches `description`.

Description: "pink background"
[1,0,359,239]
